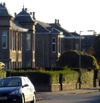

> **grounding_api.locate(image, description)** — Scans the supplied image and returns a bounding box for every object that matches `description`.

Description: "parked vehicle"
[0,76,36,103]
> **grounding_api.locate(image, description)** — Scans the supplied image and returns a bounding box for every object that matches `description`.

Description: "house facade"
[0,2,83,69]
[0,3,35,69]
[35,18,81,67]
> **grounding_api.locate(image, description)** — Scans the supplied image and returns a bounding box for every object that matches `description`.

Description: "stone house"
[0,3,36,69]
[35,18,81,67]
[0,2,82,69]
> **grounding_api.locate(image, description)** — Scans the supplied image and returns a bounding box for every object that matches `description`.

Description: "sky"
[1,0,100,34]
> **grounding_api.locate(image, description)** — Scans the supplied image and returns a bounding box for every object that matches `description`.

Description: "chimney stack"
[55,19,60,26]
[33,12,36,19]
[55,19,57,24]
[3,2,6,7]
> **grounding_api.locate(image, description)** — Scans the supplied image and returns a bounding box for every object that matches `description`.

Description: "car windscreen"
[0,77,22,87]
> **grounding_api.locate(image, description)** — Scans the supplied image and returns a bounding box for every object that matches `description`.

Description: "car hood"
[0,87,21,94]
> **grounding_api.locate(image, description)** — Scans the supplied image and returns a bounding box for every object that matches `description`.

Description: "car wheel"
[21,94,25,103]
[31,93,36,103]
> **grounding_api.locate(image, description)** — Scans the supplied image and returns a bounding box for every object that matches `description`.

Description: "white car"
[0,76,36,103]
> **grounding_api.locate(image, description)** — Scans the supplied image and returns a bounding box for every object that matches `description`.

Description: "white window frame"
[2,30,7,49]
[52,37,56,53]
[26,33,31,50]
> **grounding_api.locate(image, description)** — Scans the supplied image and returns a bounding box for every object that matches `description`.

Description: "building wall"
[35,33,61,67]
[0,16,11,69]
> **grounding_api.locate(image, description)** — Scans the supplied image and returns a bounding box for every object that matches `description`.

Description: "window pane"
[52,38,56,53]
[2,30,7,49]
[26,34,31,50]
[2,36,7,48]
[52,38,55,43]
[52,44,55,52]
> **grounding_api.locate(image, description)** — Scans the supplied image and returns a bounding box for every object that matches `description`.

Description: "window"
[26,34,31,50]
[2,30,7,49]
[12,32,16,50]
[75,43,78,50]
[52,37,56,53]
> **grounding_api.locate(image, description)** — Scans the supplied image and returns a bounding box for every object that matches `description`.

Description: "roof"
[12,20,28,32]
[35,20,62,34]
[49,23,73,37]
[14,7,35,23]
[0,3,12,17]
[35,21,50,33]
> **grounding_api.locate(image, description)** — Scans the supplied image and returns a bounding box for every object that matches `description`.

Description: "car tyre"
[21,94,25,103]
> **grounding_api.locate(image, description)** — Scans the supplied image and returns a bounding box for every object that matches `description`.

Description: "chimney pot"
[25,8,27,12]
[30,12,32,15]
[14,13,17,17]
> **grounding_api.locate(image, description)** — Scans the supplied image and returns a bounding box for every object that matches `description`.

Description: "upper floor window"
[26,33,31,50]
[2,30,7,49]
[52,37,56,53]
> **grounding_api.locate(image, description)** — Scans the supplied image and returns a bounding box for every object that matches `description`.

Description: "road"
[37,91,100,103]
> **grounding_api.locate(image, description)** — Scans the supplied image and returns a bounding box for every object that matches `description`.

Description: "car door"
[21,78,31,102]
[25,77,33,100]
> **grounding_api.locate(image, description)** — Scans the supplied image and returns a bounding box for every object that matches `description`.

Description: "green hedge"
[6,70,59,84]
[0,70,6,78]
[81,69,94,83]
[6,69,94,85]
[59,69,78,84]
[97,69,100,80]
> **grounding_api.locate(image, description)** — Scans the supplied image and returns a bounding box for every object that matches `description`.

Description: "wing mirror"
[22,84,29,88]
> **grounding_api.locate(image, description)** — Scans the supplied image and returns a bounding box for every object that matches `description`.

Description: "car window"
[22,78,28,85]
[26,78,32,85]
[0,77,22,87]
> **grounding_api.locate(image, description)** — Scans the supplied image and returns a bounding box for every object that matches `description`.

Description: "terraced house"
[0,2,81,69]
[35,19,81,67]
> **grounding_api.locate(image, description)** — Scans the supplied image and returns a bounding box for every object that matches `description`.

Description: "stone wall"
[34,83,60,92]
[35,80,99,92]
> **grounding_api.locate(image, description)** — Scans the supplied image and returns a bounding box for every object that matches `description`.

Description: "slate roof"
[0,3,12,17]
[50,27,62,34]
[12,20,28,32]
[35,20,50,33]
[14,7,35,23]
[49,23,73,37]
[35,20,62,34]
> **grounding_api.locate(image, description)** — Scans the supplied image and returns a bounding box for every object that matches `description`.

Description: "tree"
[56,50,99,70]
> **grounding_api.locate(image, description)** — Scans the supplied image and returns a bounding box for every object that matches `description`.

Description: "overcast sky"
[1,0,100,34]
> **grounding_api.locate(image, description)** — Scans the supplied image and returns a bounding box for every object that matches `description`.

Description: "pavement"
[36,87,100,101]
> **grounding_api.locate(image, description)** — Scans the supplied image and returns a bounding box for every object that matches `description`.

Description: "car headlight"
[9,90,19,95]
